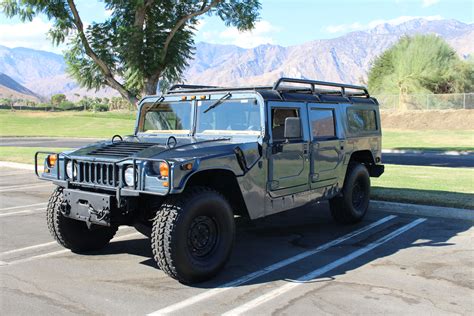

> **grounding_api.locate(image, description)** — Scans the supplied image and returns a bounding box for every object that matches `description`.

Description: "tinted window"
[141,101,192,134]
[197,98,260,135]
[310,109,336,139]
[347,109,377,132]
[271,108,300,140]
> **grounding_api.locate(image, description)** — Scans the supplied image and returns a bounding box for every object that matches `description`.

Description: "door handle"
[303,143,309,155]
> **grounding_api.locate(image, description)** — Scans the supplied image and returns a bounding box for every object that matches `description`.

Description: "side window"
[271,108,299,141]
[310,109,336,139]
[347,108,377,132]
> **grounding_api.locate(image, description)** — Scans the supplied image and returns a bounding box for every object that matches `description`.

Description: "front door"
[268,102,310,196]
[308,105,343,186]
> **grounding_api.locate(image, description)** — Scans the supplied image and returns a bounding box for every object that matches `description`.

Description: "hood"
[65,137,261,163]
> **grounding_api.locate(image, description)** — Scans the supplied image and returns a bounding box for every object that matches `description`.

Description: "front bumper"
[35,151,170,196]
[62,189,114,226]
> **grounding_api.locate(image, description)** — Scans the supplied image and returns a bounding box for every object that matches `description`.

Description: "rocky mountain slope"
[0,72,42,102]
[0,18,472,99]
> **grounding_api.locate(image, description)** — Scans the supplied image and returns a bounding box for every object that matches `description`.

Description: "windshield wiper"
[150,96,164,108]
[203,92,232,113]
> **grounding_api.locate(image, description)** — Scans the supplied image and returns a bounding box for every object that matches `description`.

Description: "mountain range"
[0,18,472,101]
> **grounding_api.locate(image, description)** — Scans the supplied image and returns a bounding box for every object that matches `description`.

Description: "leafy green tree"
[2,0,261,105]
[51,93,67,106]
[368,35,474,97]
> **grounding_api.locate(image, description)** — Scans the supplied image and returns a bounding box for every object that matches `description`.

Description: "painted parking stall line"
[0,207,44,217]
[0,202,46,211]
[222,218,427,316]
[2,230,141,266]
[0,183,50,192]
[147,215,397,316]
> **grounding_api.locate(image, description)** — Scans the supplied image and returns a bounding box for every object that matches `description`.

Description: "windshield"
[140,101,192,134]
[197,98,261,135]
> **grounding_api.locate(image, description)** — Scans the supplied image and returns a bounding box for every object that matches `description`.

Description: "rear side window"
[309,109,336,139]
[347,109,377,132]
[271,108,300,141]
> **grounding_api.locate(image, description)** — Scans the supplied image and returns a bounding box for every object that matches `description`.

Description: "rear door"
[268,102,310,196]
[308,104,344,187]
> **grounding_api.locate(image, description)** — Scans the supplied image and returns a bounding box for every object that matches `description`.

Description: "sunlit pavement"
[0,166,472,315]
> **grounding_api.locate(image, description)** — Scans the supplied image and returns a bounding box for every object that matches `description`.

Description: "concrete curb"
[371,200,474,221]
[0,161,35,171]
[382,149,474,156]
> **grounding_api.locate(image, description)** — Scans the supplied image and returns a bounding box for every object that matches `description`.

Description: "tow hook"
[59,201,71,215]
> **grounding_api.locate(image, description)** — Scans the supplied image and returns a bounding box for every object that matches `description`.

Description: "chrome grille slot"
[73,161,118,188]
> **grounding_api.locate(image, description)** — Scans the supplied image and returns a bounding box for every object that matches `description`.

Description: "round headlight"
[66,161,77,179]
[124,166,135,187]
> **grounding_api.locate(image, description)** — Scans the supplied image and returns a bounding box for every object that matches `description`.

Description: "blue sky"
[0,0,472,52]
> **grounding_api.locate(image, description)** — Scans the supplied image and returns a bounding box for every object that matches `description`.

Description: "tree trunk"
[143,76,160,96]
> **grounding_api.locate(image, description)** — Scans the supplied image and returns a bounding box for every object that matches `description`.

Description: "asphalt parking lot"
[0,165,472,315]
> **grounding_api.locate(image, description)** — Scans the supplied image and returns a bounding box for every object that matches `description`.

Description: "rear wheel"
[46,187,118,252]
[329,163,370,224]
[151,187,235,284]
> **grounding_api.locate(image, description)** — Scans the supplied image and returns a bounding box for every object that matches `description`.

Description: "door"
[308,105,343,186]
[268,102,310,195]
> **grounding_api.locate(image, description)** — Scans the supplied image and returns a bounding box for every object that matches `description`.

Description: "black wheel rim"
[187,215,218,259]
[352,180,366,210]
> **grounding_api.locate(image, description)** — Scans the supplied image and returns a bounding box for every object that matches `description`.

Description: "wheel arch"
[349,150,375,165]
[184,169,249,218]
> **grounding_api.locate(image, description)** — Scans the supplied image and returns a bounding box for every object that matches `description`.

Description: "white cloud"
[0,17,64,53]
[422,0,440,7]
[325,15,443,34]
[203,20,279,48]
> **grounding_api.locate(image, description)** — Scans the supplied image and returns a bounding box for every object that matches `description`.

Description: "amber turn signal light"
[181,162,193,170]
[159,162,169,178]
[47,154,58,167]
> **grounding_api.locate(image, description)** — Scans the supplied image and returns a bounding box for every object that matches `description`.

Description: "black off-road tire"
[46,187,118,252]
[329,163,371,224]
[151,187,235,284]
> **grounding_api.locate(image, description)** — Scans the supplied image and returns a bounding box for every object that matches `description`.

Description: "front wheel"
[329,163,371,224]
[151,187,235,284]
[46,187,118,252]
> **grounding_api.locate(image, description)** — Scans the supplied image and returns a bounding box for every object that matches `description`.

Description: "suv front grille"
[74,161,118,187]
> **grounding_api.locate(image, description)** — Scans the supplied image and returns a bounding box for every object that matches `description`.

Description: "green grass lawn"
[383,129,474,151]
[0,147,69,164]
[372,165,474,209]
[0,110,135,138]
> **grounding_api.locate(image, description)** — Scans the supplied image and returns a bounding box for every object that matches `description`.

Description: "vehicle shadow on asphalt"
[81,203,473,289]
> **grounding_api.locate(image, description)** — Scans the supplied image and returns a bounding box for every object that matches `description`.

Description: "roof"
[165,77,378,105]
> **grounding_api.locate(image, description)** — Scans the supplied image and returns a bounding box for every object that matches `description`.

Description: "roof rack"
[167,85,273,94]
[166,77,370,98]
[273,77,369,98]
[169,84,222,91]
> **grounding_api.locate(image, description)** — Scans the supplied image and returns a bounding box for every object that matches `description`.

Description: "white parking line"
[0,183,50,192]
[0,207,44,217]
[0,226,133,257]
[0,170,33,177]
[147,215,397,316]
[3,231,142,265]
[0,202,46,211]
[0,242,57,257]
[222,218,427,316]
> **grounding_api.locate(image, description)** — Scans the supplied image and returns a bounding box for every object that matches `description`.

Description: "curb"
[371,200,473,221]
[382,149,474,156]
[0,161,35,171]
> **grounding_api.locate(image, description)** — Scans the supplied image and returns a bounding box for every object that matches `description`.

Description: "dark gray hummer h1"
[36,77,384,284]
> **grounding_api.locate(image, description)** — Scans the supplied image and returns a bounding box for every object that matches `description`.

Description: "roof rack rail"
[167,85,273,94]
[272,77,369,97]
[169,84,222,91]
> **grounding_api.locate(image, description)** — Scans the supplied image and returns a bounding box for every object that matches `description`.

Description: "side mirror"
[284,117,301,139]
